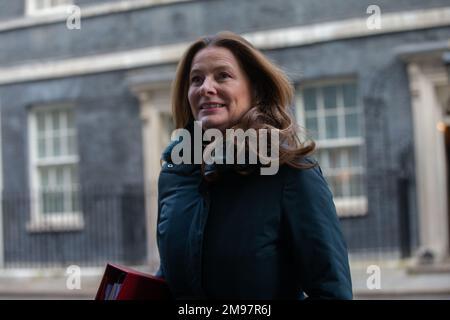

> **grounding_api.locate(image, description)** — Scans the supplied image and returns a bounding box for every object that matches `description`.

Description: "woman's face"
[188,46,253,131]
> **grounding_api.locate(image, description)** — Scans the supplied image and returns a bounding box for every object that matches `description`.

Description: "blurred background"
[0,0,449,299]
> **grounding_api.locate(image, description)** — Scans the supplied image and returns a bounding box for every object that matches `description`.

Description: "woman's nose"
[199,77,217,96]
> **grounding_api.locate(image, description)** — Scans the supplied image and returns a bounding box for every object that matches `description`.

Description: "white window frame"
[27,104,83,232]
[296,78,367,217]
[25,0,73,16]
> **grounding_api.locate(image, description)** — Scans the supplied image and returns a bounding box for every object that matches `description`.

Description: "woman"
[155,31,353,300]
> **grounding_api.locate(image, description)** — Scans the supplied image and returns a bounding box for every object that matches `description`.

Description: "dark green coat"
[156,139,353,300]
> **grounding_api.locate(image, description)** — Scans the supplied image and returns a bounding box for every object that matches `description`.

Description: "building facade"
[0,0,449,270]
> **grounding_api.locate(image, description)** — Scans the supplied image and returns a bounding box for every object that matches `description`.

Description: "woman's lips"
[200,103,226,109]
[199,103,226,113]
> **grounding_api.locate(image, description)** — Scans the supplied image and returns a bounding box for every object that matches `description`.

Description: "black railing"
[0,173,414,269]
[1,185,148,269]
[339,169,414,262]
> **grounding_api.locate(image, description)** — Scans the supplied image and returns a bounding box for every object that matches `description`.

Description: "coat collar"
[160,121,262,178]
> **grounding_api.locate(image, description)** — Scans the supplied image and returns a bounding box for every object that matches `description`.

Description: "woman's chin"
[198,116,228,130]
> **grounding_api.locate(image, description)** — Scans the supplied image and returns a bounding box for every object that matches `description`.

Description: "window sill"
[26,6,73,17]
[26,213,84,233]
[335,196,368,217]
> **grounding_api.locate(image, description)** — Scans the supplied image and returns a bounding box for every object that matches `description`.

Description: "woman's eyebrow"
[214,65,234,72]
[190,64,234,75]
[189,69,201,76]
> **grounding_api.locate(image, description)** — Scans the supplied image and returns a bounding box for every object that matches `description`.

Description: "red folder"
[95,263,172,300]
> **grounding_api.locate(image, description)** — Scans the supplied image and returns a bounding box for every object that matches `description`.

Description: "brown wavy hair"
[171,31,315,177]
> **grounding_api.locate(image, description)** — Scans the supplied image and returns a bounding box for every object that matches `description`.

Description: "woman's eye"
[218,72,231,79]
[190,76,202,84]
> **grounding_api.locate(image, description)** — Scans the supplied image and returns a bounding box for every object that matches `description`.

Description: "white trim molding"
[26,213,84,232]
[247,7,450,50]
[131,84,172,269]
[0,42,188,85]
[1,0,193,32]
[25,0,74,17]
[406,59,449,263]
[27,103,83,233]
[0,7,450,85]
[334,197,368,218]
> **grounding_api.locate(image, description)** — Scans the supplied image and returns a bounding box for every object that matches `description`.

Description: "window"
[26,0,73,16]
[297,80,367,217]
[28,105,83,231]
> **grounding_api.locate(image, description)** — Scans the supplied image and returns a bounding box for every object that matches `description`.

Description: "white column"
[133,87,172,272]
[407,62,449,263]
[0,98,4,268]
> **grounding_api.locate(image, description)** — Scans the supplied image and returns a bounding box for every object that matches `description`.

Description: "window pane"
[53,135,61,156]
[38,137,46,158]
[42,190,51,214]
[39,168,49,188]
[70,165,78,185]
[349,146,362,167]
[47,190,64,214]
[35,0,47,9]
[71,188,79,212]
[70,166,79,212]
[34,108,78,157]
[37,113,46,134]
[327,176,344,197]
[51,110,60,157]
[345,113,360,137]
[305,115,318,139]
[343,83,357,108]
[350,174,364,197]
[325,115,338,139]
[51,110,60,131]
[323,86,337,109]
[56,166,64,186]
[328,148,343,169]
[42,183,64,215]
[40,168,66,215]
[67,109,74,130]
[316,149,329,168]
[67,134,76,155]
[335,171,350,196]
[303,88,317,111]
[56,190,65,213]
